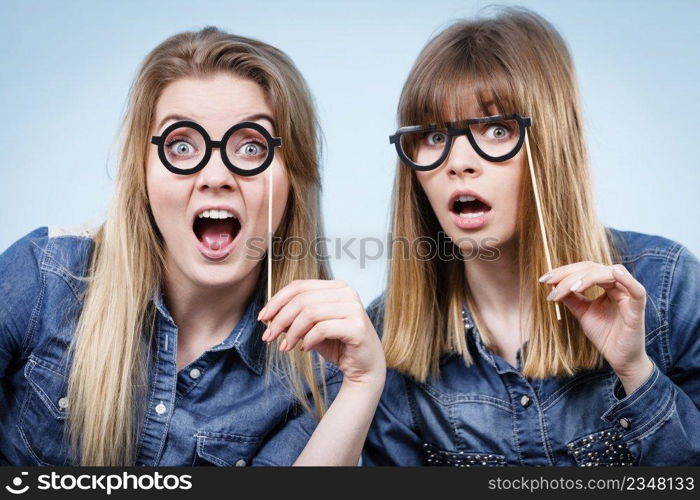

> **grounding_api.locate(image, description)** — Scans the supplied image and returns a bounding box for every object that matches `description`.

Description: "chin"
[190,260,249,288]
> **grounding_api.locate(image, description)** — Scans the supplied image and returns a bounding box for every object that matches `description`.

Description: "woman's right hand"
[258,279,385,387]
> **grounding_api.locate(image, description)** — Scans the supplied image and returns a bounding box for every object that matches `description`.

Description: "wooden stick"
[267,165,273,303]
[524,130,561,321]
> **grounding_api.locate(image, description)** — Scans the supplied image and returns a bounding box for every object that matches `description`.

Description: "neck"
[162,261,261,344]
[464,239,532,363]
[464,239,525,318]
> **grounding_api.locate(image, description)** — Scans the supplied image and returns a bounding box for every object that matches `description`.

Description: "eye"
[485,124,510,140]
[426,131,447,146]
[166,139,196,157]
[237,141,266,157]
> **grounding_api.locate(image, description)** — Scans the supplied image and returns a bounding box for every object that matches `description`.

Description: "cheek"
[146,157,190,234]
[415,171,443,211]
[240,163,290,231]
[496,159,525,229]
[272,164,290,215]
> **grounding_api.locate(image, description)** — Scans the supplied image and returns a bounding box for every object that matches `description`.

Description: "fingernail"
[262,328,270,341]
[570,279,583,292]
[279,339,287,351]
[546,287,557,301]
[613,265,625,276]
[258,307,267,320]
[538,272,552,283]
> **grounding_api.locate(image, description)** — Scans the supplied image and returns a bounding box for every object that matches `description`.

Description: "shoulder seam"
[48,225,97,239]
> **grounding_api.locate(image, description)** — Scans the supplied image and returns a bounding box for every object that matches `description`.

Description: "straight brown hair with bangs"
[382,6,617,381]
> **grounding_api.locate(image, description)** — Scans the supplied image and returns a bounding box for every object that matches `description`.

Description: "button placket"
[155,402,167,415]
[462,304,550,465]
[134,319,179,466]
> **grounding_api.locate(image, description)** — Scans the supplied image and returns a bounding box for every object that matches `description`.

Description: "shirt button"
[235,459,247,467]
[189,368,201,379]
[155,402,167,415]
[520,395,531,408]
[619,417,631,429]
[58,397,69,409]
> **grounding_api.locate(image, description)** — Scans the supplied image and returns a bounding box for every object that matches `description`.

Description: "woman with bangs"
[363,7,700,466]
[0,27,385,466]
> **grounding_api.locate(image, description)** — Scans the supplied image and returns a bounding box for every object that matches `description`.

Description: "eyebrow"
[154,113,277,134]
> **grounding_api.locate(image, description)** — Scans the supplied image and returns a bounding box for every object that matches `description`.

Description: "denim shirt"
[0,226,341,466]
[363,228,700,466]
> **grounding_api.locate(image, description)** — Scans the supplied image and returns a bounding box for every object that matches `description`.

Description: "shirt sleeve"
[362,368,425,466]
[602,246,700,465]
[361,295,424,466]
[0,227,46,379]
[251,363,343,466]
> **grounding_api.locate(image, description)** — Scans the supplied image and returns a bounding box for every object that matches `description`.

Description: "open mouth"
[450,194,492,219]
[193,209,242,258]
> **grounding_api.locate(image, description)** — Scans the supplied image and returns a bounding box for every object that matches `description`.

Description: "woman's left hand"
[541,262,653,394]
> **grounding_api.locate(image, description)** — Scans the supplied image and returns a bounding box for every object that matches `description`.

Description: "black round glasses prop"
[151,120,282,176]
[389,114,532,171]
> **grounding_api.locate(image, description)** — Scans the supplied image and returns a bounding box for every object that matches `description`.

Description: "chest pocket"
[192,431,261,467]
[422,443,507,466]
[18,355,71,466]
[566,428,636,466]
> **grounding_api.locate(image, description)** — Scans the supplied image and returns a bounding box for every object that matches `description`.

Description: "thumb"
[558,291,593,321]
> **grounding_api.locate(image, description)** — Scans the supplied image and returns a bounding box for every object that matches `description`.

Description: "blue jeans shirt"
[363,228,700,466]
[0,226,341,466]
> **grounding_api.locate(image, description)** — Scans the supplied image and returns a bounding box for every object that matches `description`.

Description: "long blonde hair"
[67,27,330,466]
[382,7,616,381]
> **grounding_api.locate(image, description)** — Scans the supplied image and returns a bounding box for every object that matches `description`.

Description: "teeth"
[197,209,236,219]
[459,212,485,219]
[458,195,477,202]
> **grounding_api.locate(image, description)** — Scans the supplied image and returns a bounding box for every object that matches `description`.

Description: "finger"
[612,265,646,301]
[265,286,358,342]
[258,279,347,322]
[548,265,616,302]
[300,318,362,352]
[559,265,644,308]
[558,290,593,320]
[283,301,363,351]
[538,261,598,284]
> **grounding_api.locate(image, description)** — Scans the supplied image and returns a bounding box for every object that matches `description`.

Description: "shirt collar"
[461,302,498,369]
[461,301,529,374]
[151,284,266,375]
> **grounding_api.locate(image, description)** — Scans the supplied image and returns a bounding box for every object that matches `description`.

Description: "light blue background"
[1,0,698,304]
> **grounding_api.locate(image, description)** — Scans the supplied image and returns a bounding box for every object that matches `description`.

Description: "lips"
[192,205,242,261]
[447,189,492,230]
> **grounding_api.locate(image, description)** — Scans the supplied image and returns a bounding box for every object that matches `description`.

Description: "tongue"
[460,200,489,213]
[200,220,234,251]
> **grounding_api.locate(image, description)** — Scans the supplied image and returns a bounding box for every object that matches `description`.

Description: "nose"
[445,135,483,177]
[195,152,235,192]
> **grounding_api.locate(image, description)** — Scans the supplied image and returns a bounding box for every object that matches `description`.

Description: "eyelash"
[165,137,195,148]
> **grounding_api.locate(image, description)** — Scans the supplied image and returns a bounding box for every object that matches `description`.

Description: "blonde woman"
[0,27,385,466]
[363,7,700,466]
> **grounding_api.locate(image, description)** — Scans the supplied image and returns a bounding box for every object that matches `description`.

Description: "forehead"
[430,87,501,125]
[154,73,273,131]
[406,70,516,127]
